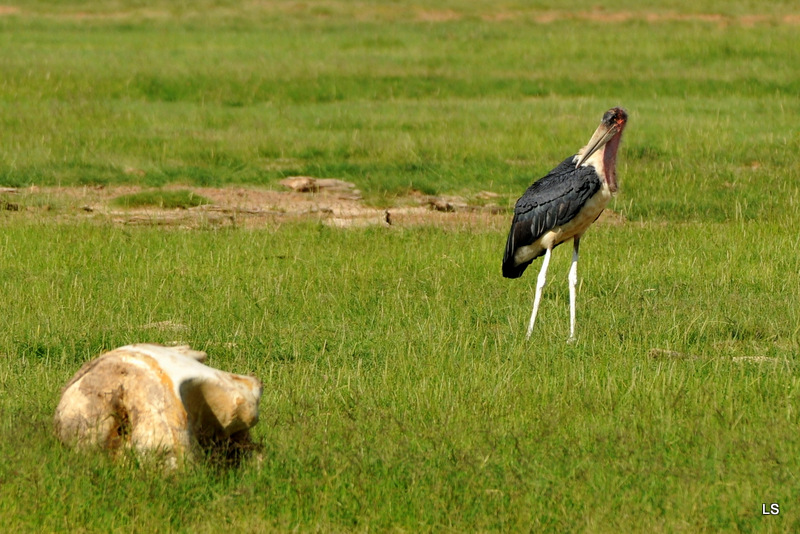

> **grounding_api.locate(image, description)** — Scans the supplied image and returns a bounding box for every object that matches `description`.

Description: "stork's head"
[575,107,627,193]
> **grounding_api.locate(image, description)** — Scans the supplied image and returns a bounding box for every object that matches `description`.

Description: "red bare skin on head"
[604,107,627,128]
[615,109,628,128]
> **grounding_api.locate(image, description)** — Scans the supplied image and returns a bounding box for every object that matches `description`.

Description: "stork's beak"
[575,122,619,168]
[575,107,627,168]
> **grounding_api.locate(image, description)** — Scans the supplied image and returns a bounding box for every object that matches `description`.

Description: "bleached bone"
[54,344,262,466]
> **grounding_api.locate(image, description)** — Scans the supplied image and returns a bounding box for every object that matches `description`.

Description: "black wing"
[502,156,602,278]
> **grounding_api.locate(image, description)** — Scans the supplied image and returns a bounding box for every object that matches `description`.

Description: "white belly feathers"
[513,180,613,265]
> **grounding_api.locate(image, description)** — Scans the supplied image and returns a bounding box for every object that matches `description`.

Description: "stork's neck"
[576,133,623,194]
[602,133,621,193]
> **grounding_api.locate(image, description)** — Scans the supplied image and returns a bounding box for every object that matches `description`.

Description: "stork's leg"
[567,237,580,343]
[526,248,552,339]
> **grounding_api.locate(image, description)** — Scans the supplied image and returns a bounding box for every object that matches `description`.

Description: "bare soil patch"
[1,183,626,232]
[0,184,510,231]
[6,5,797,27]
[480,9,797,26]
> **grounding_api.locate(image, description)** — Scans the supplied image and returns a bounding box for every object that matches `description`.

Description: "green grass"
[1,220,799,531]
[0,1,798,222]
[111,189,212,208]
[2,0,800,531]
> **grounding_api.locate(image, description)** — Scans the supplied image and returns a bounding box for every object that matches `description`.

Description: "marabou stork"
[502,107,628,341]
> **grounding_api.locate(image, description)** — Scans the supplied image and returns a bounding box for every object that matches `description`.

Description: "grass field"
[1,1,800,531]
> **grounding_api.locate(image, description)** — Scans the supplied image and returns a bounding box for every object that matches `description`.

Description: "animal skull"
[54,344,262,466]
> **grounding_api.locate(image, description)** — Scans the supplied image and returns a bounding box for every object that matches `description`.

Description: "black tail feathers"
[502,223,531,278]
[502,258,530,279]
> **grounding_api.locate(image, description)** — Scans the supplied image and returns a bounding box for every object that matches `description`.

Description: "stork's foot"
[525,328,534,340]
[566,335,577,344]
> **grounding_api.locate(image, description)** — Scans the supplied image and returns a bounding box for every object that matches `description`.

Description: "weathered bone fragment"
[54,344,262,466]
